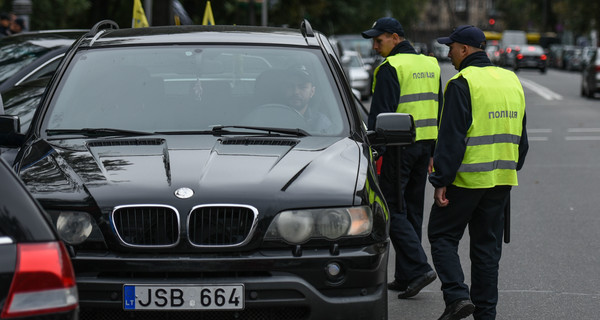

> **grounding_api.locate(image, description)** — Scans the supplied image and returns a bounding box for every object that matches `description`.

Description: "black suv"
[0,20,414,320]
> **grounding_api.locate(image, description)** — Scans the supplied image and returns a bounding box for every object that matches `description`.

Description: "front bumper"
[74,243,389,320]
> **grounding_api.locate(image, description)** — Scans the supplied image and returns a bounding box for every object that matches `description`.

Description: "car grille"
[112,205,180,247]
[111,205,258,248]
[188,205,258,247]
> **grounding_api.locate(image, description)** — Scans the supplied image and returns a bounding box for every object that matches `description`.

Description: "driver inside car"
[283,68,333,134]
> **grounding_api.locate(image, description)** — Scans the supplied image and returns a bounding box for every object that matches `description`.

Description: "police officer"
[428,25,528,320]
[361,17,441,299]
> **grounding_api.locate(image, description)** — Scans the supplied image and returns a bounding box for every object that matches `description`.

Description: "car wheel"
[540,68,546,74]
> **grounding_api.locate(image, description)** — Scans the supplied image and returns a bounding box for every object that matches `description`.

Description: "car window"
[46,46,348,136]
[3,81,47,133]
[0,42,53,84]
[18,54,64,84]
[523,45,544,54]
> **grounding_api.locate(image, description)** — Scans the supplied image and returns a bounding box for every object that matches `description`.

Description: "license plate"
[123,284,244,310]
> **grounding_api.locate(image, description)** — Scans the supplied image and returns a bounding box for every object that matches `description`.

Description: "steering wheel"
[243,103,308,129]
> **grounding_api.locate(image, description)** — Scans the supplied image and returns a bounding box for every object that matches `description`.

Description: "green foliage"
[5,0,598,41]
[31,0,91,29]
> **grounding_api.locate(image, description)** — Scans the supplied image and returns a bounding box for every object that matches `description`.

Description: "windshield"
[46,46,348,136]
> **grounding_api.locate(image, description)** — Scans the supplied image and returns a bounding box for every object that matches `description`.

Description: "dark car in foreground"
[0,29,86,93]
[514,44,547,73]
[581,47,600,98]
[0,20,415,320]
[0,157,78,319]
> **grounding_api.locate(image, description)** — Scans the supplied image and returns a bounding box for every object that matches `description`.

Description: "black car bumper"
[74,243,389,320]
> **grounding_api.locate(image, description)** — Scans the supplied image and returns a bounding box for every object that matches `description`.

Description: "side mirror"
[0,115,24,148]
[367,113,415,146]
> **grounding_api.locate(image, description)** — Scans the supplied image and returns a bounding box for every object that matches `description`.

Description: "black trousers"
[428,185,511,320]
[380,141,434,285]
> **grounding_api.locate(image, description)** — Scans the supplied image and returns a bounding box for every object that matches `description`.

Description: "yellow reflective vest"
[445,66,525,188]
[373,53,440,141]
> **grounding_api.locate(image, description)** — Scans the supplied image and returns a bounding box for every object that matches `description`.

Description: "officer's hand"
[434,187,449,207]
[428,157,434,175]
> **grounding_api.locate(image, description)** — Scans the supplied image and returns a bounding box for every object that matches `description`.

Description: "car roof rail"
[301,19,314,39]
[88,20,119,37]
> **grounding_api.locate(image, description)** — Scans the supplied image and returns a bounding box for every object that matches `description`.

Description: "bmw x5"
[0,20,414,320]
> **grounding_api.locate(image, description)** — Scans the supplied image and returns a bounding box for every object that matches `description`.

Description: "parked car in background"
[0,157,79,320]
[563,46,584,71]
[499,44,522,68]
[0,29,85,93]
[486,44,501,65]
[330,34,383,69]
[0,76,50,163]
[341,50,371,100]
[431,40,449,61]
[0,20,416,320]
[582,46,596,66]
[581,47,600,98]
[514,44,547,73]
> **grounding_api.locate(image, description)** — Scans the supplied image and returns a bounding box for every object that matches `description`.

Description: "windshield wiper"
[46,128,154,137]
[155,125,309,137]
[210,125,310,137]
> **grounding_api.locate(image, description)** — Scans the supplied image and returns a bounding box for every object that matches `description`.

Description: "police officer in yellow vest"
[362,17,442,299]
[428,25,529,320]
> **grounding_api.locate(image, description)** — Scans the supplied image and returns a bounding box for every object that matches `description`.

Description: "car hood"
[18,135,365,212]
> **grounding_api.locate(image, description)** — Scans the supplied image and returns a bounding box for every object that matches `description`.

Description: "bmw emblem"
[174,187,194,199]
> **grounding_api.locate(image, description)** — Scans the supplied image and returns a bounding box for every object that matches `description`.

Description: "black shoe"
[397,270,437,299]
[437,299,475,320]
[387,280,407,291]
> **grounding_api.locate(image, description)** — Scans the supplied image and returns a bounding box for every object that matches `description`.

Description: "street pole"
[262,0,268,26]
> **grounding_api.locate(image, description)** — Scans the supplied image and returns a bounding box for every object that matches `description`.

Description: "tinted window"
[0,42,52,83]
[46,46,348,136]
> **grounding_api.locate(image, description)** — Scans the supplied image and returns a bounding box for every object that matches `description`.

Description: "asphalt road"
[373,61,600,319]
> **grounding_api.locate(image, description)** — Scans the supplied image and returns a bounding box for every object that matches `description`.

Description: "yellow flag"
[202,1,215,26]
[132,0,149,28]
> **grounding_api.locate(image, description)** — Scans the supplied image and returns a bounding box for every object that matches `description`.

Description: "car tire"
[540,68,546,74]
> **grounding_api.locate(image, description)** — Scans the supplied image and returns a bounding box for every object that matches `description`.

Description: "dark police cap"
[361,17,404,39]
[437,25,486,49]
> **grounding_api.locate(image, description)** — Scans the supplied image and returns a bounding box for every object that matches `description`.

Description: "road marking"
[529,136,548,141]
[566,128,600,140]
[528,128,552,133]
[565,136,600,141]
[528,128,551,141]
[567,128,600,133]
[519,78,563,100]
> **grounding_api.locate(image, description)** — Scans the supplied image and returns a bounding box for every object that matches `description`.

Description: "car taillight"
[541,54,547,61]
[595,65,600,72]
[516,54,523,60]
[1,242,78,318]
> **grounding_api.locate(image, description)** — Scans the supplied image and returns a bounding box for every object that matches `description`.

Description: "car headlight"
[265,206,372,244]
[53,211,96,245]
